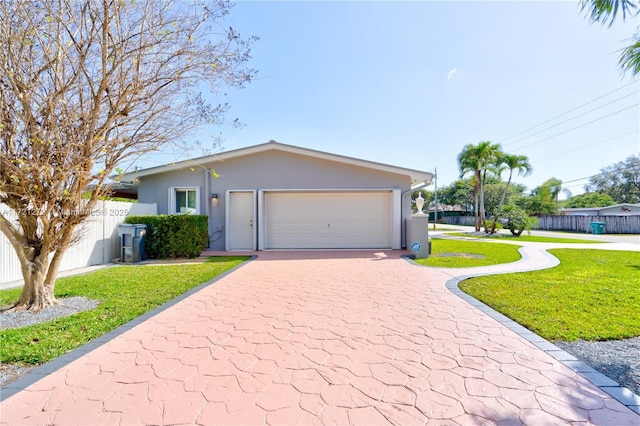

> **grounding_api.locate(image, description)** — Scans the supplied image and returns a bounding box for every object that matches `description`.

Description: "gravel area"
[0,296,99,330]
[0,297,99,387]
[555,337,640,396]
[0,298,638,400]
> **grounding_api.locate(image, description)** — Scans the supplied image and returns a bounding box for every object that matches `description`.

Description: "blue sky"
[142,1,639,197]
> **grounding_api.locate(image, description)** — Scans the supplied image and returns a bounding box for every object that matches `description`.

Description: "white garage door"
[264,191,393,249]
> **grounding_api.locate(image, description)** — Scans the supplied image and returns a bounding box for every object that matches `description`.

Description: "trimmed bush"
[125,215,208,258]
[499,205,538,236]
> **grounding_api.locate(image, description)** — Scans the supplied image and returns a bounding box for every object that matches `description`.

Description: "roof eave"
[119,141,434,184]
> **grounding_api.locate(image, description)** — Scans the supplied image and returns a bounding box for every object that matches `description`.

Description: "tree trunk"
[473,171,481,231]
[490,174,513,233]
[473,189,480,231]
[2,226,76,313]
[15,275,58,312]
[480,176,488,233]
[6,253,59,312]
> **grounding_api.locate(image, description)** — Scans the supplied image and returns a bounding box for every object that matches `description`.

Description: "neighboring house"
[108,182,139,200]
[427,203,468,214]
[559,203,640,216]
[119,141,433,251]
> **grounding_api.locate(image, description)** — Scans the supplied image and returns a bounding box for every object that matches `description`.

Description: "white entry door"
[227,191,256,250]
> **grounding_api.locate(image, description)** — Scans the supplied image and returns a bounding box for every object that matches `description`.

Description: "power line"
[436,125,638,180]
[511,103,639,153]
[540,163,637,193]
[496,79,639,145]
[440,144,638,193]
[502,91,639,149]
[433,81,639,177]
[530,130,640,163]
[567,164,635,185]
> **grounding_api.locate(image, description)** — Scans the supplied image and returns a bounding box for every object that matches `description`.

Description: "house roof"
[119,141,434,186]
[559,203,640,213]
[108,182,139,200]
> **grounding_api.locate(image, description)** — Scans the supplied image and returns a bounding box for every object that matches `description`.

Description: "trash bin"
[590,222,605,235]
[118,224,147,262]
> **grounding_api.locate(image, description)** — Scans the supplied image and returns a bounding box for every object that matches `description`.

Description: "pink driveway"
[1,250,638,425]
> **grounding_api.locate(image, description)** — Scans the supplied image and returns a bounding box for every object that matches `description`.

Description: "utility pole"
[433,167,438,226]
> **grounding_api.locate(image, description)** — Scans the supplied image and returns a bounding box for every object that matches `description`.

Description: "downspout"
[404,179,431,205]
[204,170,210,247]
[204,169,210,217]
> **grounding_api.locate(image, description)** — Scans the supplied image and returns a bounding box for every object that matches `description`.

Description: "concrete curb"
[0,255,257,402]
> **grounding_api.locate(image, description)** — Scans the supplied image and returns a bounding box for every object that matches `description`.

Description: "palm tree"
[489,153,532,233]
[458,146,481,231]
[457,141,502,231]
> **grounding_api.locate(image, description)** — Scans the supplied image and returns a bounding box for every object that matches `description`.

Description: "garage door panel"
[265,191,392,249]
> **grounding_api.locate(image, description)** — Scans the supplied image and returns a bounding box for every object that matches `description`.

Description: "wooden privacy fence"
[535,215,640,234]
[0,200,157,286]
[441,215,640,234]
[440,216,477,227]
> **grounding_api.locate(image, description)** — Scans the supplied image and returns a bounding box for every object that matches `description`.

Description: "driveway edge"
[442,269,640,415]
[0,255,257,403]
[402,247,640,415]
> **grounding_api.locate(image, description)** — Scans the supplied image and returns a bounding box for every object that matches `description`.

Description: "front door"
[227,191,256,250]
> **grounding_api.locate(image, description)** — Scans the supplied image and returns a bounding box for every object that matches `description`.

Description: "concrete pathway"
[432,224,640,245]
[1,242,639,424]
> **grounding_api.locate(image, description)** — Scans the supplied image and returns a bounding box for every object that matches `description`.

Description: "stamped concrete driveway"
[1,249,639,425]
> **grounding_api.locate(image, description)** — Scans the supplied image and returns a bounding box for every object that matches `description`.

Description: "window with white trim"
[169,187,200,214]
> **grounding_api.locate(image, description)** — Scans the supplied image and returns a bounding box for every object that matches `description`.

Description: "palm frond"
[619,36,640,75]
[580,0,638,27]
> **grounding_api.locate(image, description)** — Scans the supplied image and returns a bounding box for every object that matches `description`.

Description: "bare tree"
[0,0,256,311]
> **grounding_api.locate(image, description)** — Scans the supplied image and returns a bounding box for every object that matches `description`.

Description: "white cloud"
[447,67,457,81]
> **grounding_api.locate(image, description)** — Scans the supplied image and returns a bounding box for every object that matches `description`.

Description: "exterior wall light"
[211,193,218,207]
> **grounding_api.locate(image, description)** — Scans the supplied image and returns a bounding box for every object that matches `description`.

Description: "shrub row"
[125,215,208,259]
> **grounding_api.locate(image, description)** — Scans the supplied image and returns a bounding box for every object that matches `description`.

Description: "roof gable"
[119,141,433,185]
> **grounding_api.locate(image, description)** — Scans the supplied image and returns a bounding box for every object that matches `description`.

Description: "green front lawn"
[0,257,248,365]
[459,249,640,341]
[414,239,522,268]
[445,232,602,244]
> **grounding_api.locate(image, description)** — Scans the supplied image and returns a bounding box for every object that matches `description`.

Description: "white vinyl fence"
[0,201,157,286]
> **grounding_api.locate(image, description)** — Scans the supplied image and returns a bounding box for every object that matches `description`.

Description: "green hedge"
[125,215,209,259]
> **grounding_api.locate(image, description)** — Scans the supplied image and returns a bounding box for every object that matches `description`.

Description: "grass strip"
[459,249,640,341]
[0,256,248,365]
[414,239,522,268]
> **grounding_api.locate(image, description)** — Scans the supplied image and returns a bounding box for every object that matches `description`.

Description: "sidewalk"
[432,224,640,245]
